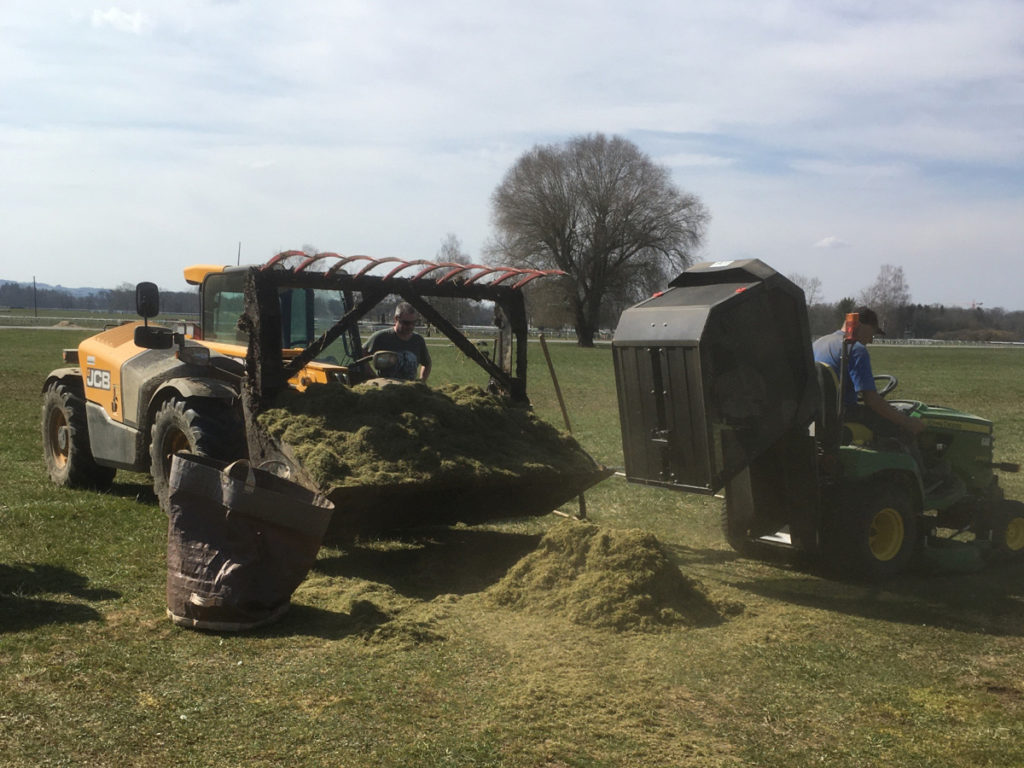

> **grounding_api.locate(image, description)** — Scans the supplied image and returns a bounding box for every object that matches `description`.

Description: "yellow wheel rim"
[869,507,905,562]
[163,430,190,467]
[48,409,70,469]
[1004,517,1024,552]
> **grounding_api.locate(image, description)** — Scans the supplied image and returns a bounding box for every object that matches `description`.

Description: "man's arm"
[418,337,431,381]
[362,329,381,356]
[862,390,925,435]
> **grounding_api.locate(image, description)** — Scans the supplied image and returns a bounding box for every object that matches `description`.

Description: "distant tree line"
[790,264,1024,341]
[0,281,199,316]
[806,301,1024,342]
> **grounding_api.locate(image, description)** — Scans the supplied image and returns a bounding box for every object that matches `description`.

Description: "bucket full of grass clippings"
[164,453,334,631]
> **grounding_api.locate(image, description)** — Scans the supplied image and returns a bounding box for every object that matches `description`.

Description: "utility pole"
[33,276,37,317]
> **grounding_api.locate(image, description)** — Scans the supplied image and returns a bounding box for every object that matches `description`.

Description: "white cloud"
[814,236,851,250]
[91,8,149,35]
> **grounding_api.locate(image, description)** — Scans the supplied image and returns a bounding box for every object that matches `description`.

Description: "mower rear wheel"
[41,381,116,490]
[836,481,918,579]
[149,397,244,509]
[991,500,1024,556]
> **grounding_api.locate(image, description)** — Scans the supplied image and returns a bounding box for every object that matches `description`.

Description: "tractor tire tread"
[41,381,116,490]
[149,397,246,508]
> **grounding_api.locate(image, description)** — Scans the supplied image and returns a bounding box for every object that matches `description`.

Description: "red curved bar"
[325,255,377,276]
[511,270,565,289]
[462,267,504,285]
[295,252,344,272]
[260,249,565,291]
[356,256,406,278]
[262,250,307,270]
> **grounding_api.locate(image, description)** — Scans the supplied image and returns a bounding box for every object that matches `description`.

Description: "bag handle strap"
[222,459,256,494]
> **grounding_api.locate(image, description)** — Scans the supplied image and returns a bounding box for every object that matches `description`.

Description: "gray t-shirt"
[363,329,431,380]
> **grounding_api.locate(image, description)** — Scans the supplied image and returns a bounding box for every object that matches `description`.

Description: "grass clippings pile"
[299,571,452,648]
[257,382,598,492]
[487,521,726,632]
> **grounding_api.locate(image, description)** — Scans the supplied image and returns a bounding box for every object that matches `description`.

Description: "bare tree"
[489,133,709,346]
[436,232,470,265]
[524,278,574,331]
[432,233,491,326]
[789,273,823,307]
[859,264,911,332]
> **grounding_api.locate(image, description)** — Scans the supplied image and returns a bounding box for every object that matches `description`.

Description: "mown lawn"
[3,328,1024,767]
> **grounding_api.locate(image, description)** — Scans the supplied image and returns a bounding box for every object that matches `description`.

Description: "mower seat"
[815,362,842,447]
[816,362,875,447]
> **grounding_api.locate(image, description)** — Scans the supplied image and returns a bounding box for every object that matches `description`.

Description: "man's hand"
[904,416,926,436]
[862,390,924,435]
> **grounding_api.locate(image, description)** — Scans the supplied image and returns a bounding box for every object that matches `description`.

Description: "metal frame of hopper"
[238,250,566,410]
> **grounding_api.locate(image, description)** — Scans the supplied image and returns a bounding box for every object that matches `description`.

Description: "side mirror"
[136,282,160,319]
[134,324,175,350]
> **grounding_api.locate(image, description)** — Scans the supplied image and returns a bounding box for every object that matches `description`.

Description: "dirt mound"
[486,522,725,632]
[257,382,599,492]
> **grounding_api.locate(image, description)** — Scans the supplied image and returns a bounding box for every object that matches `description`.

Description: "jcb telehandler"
[612,259,1023,577]
[41,250,609,533]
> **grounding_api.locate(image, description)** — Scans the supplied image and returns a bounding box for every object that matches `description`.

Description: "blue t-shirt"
[812,329,876,407]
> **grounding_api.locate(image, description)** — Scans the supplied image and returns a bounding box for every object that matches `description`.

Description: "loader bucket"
[241,380,613,539]
[323,465,614,539]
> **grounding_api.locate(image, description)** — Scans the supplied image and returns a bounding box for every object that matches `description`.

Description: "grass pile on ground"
[486,521,726,632]
[257,382,599,492]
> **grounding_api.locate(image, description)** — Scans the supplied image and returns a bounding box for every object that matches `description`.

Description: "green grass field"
[3,329,1024,767]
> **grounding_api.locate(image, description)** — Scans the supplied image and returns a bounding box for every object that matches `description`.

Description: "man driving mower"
[813,307,924,443]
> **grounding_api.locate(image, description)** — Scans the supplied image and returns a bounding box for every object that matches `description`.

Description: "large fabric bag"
[165,453,334,631]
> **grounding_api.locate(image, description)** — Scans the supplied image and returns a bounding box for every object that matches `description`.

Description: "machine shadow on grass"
[239,528,543,642]
[251,604,392,641]
[313,527,543,601]
[0,563,120,633]
[726,558,1024,637]
[663,538,1024,636]
[111,480,160,504]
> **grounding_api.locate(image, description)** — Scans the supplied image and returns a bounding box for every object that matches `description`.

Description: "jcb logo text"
[86,368,111,390]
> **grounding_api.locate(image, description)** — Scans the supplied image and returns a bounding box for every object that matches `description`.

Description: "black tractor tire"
[41,381,116,490]
[149,397,245,508]
[990,500,1024,557]
[832,481,918,579]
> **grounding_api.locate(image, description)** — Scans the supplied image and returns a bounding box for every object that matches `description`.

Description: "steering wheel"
[874,374,898,397]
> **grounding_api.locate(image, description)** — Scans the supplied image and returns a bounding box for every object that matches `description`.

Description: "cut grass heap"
[256,381,599,492]
[487,521,727,632]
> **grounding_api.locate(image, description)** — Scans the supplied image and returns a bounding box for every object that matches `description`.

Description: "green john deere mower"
[612,259,1022,578]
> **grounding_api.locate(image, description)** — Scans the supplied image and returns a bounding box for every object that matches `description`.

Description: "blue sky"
[3,1,1022,308]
